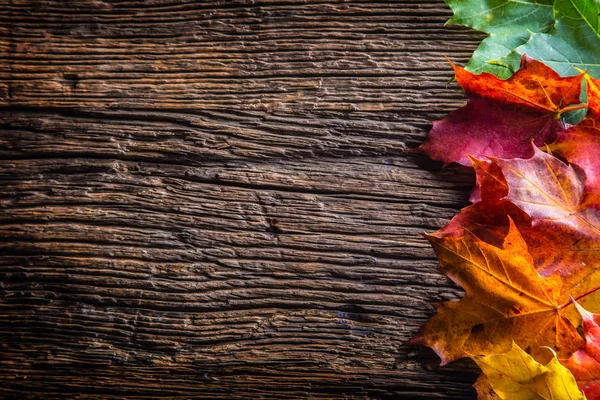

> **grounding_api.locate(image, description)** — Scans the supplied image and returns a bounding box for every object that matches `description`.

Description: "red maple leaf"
[551,75,600,209]
[417,56,584,166]
[564,302,600,400]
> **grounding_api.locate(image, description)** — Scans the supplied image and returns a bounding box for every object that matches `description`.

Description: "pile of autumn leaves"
[411,56,600,399]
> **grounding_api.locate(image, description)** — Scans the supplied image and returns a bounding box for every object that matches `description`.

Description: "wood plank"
[0,0,483,397]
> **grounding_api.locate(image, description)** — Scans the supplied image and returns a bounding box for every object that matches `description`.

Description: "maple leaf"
[517,0,600,78]
[437,147,600,281]
[473,342,585,400]
[410,219,591,364]
[551,75,600,209]
[444,0,555,79]
[564,302,600,399]
[480,147,600,302]
[490,146,600,279]
[416,56,583,167]
[445,0,600,78]
[469,157,508,204]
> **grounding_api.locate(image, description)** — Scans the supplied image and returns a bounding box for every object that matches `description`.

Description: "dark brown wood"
[0,1,483,398]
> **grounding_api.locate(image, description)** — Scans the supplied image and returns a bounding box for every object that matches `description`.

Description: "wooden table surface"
[0,1,483,398]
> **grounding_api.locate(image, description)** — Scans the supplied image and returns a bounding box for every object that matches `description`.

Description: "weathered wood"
[0,0,483,398]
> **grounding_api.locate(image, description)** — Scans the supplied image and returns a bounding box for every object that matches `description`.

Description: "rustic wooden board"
[0,1,484,398]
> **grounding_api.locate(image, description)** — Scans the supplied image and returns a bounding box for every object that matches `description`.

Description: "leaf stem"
[560,103,588,114]
[558,284,600,310]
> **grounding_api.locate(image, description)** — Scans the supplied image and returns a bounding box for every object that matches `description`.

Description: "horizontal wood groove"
[0,0,480,398]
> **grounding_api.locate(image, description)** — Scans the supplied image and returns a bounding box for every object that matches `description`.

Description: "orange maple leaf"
[412,144,600,364]
[409,219,600,364]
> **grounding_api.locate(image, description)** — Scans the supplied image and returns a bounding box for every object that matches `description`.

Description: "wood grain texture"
[0,0,483,398]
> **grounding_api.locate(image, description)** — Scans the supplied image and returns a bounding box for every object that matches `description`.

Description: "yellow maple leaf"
[472,343,585,400]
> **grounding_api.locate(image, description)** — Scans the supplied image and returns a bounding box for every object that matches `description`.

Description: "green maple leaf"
[446,0,600,79]
[517,0,600,77]
[445,0,555,79]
